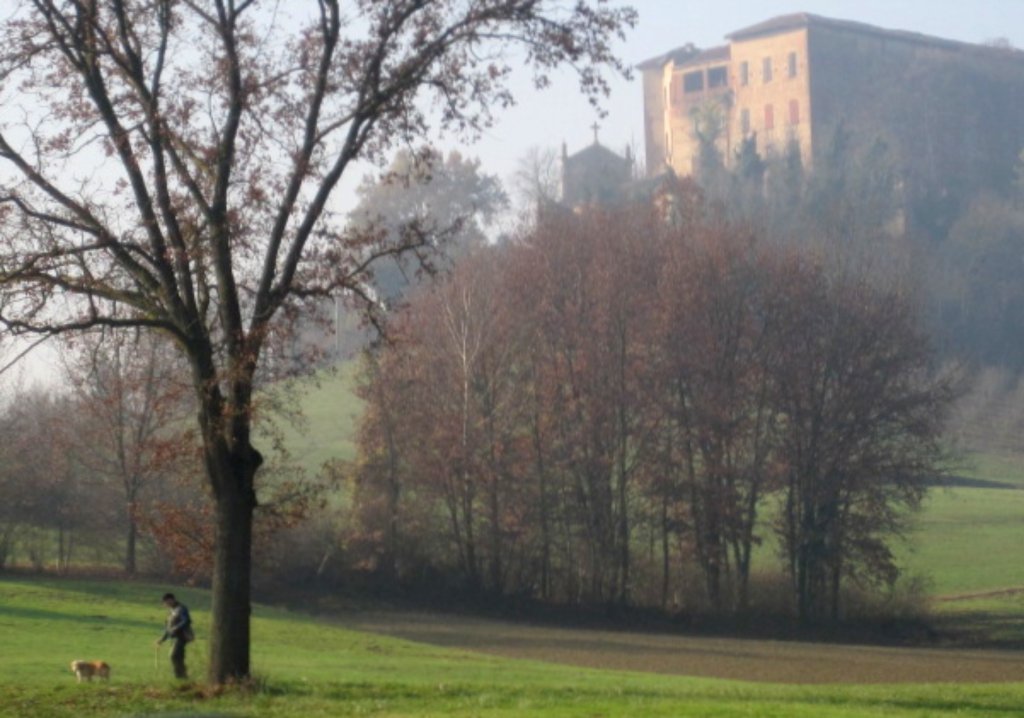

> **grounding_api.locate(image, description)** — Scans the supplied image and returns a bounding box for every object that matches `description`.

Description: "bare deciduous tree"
[511,145,561,217]
[770,261,957,622]
[61,331,189,574]
[352,200,956,622]
[0,0,635,682]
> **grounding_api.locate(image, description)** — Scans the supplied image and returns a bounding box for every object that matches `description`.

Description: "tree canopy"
[0,0,636,683]
[348,148,507,304]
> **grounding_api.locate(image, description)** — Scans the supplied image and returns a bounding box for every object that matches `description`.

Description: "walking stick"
[154,643,159,673]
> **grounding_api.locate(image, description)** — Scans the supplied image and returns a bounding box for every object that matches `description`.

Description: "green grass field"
[894,452,1024,647]
[900,487,1024,597]
[1,577,1023,717]
[6,362,1012,715]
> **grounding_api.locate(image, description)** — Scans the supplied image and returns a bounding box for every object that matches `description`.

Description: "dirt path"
[340,609,1024,684]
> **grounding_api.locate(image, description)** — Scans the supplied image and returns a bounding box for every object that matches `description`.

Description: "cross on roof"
[591,122,600,144]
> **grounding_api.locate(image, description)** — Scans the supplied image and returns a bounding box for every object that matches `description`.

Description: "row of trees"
[0,333,186,573]
[349,196,956,622]
[0,330,329,581]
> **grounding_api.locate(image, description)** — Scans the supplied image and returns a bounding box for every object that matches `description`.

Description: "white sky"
[6,1,1024,390]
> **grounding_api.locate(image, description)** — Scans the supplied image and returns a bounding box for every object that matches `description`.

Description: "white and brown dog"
[70,660,111,682]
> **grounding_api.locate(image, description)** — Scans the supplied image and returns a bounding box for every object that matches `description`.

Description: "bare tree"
[349,148,507,304]
[770,262,957,622]
[656,226,785,612]
[62,331,189,574]
[1,388,100,572]
[0,0,635,682]
[512,145,561,217]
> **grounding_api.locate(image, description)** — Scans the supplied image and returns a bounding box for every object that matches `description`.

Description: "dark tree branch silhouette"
[0,0,635,683]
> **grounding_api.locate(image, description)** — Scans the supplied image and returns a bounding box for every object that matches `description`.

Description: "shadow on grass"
[0,604,152,630]
[0,573,212,612]
[926,475,1023,490]
[128,714,232,718]
[934,610,1024,649]
[383,628,766,661]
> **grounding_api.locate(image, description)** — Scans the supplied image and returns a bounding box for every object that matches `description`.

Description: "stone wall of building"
[807,24,1024,234]
[641,13,1024,221]
[561,142,633,209]
[667,56,732,176]
[730,28,813,165]
[642,69,667,174]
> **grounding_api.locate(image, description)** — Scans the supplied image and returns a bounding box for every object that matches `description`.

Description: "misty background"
[6,0,1024,387]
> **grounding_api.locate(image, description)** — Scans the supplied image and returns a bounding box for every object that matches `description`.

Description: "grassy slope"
[1,578,1022,718]
[898,454,1024,643]
[958,452,1024,488]
[900,487,1024,596]
[259,362,364,475]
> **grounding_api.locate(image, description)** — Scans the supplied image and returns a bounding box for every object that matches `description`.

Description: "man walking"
[156,592,193,679]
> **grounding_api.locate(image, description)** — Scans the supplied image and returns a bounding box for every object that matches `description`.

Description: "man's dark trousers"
[170,637,187,679]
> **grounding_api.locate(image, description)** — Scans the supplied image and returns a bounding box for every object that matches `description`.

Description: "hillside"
[260,361,364,475]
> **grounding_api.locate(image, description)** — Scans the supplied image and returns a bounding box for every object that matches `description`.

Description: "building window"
[788,52,798,78]
[763,57,772,82]
[741,108,750,135]
[764,104,774,131]
[683,70,704,93]
[739,61,749,86]
[789,99,800,125]
[708,66,728,89]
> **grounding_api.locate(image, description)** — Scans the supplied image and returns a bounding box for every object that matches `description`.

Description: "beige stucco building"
[641,13,1024,196]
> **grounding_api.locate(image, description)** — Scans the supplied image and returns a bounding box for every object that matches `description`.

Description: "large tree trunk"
[208,450,259,684]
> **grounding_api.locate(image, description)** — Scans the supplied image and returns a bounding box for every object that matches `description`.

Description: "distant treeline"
[699,121,1024,372]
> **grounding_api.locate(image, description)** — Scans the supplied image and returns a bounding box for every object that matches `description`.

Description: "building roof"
[561,140,634,208]
[727,12,1024,60]
[728,13,947,45]
[638,44,730,72]
[675,45,731,69]
[640,14,1024,75]
[637,44,699,70]
[564,141,631,168]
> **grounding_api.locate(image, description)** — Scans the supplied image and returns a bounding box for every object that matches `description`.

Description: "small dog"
[70,660,111,682]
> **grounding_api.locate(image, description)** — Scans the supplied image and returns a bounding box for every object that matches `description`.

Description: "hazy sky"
[8,1,1024,388]
[469,0,1024,184]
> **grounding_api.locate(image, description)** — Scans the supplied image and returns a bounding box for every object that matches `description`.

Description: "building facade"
[640,13,1024,201]
[560,139,634,208]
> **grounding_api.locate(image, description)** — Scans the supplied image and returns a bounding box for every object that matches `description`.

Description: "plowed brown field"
[342,610,1024,684]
